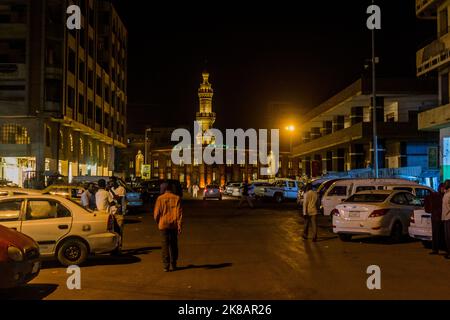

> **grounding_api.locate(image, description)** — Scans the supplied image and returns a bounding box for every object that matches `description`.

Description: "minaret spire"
[196,70,216,144]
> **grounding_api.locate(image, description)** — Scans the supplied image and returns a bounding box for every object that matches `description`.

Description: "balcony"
[416,0,441,19]
[0,63,26,80]
[416,38,450,76]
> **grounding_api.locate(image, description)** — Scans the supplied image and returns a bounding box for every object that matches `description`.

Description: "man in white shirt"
[81,183,96,210]
[96,179,113,212]
[442,180,450,259]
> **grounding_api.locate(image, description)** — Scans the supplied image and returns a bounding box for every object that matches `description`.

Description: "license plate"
[349,212,360,218]
[31,261,40,274]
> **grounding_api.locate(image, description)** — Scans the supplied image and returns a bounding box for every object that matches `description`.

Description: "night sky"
[111,0,435,133]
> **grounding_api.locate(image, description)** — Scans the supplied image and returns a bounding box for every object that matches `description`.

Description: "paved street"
[4,198,450,300]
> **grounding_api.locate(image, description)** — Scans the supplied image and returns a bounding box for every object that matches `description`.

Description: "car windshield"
[207,185,218,189]
[345,194,389,203]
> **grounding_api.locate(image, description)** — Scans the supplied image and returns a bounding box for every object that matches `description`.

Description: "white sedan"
[333,190,423,242]
[408,209,432,244]
[0,194,120,266]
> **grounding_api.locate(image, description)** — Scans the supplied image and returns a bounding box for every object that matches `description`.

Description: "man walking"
[238,180,254,208]
[302,183,319,242]
[154,181,183,272]
[442,180,450,259]
[425,183,445,255]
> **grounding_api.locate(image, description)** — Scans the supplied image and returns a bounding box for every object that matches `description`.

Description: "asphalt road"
[4,197,450,300]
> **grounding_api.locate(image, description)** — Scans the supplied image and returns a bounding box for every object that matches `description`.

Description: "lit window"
[59,130,64,150]
[0,124,30,144]
[153,160,159,168]
[167,159,172,167]
[80,138,84,156]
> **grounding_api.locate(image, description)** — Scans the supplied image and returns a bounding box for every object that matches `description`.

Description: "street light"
[285,125,295,153]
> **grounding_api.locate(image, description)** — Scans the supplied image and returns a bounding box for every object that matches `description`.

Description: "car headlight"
[8,246,24,262]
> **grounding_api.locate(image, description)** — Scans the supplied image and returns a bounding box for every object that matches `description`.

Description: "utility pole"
[371,0,379,179]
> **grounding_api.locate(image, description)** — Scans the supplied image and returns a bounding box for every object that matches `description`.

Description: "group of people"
[425,180,450,259]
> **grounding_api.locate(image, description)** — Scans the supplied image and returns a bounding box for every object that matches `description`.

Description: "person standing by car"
[238,180,254,208]
[442,180,450,259]
[96,179,113,212]
[425,183,445,255]
[81,183,96,210]
[154,181,183,272]
[302,183,319,242]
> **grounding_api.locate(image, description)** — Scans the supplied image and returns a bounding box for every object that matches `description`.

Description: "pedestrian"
[425,183,445,255]
[192,184,199,198]
[95,179,113,212]
[238,180,254,208]
[154,181,183,272]
[302,183,319,242]
[81,183,96,210]
[442,180,450,259]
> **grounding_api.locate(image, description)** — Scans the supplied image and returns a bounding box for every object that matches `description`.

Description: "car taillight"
[331,209,340,217]
[369,209,389,218]
[107,215,114,232]
[410,214,415,224]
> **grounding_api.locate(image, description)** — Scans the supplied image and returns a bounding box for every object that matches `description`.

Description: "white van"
[322,178,417,216]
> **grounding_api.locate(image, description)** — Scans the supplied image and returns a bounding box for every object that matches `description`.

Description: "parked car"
[322,178,417,216]
[297,178,344,208]
[203,185,222,200]
[224,182,240,195]
[41,184,85,204]
[332,190,423,242]
[251,182,272,197]
[0,195,120,266]
[385,185,434,203]
[256,179,302,203]
[408,209,432,244]
[0,187,41,198]
[0,224,41,289]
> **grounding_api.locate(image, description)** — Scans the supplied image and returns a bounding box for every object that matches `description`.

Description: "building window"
[89,142,93,157]
[88,69,93,89]
[46,127,51,147]
[87,101,93,120]
[68,49,76,74]
[96,76,102,95]
[440,8,448,37]
[79,60,85,81]
[153,160,159,168]
[441,72,449,105]
[78,94,85,115]
[167,159,172,167]
[67,86,75,109]
[0,124,30,144]
[288,161,292,169]
[96,106,102,125]
[129,160,134,169]
[103,147,106,161]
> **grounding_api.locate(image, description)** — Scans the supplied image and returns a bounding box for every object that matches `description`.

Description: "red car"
[0,225,41,289]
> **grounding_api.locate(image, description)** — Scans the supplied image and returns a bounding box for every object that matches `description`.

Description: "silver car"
[203,185,222,200]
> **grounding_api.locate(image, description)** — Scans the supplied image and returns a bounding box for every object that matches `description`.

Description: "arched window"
[0,124,31,144]
[79,137,84,156]
[59,130,64,150]
[69,134,74,152]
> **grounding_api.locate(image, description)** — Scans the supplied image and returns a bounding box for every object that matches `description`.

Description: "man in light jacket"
[302,183,319,242]
[442,180,450,259]
[154,181,183,272]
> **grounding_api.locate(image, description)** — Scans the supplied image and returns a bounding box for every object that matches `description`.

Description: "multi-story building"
[416,0,450,181]
[291,77,439,178]
[0,0,127,187]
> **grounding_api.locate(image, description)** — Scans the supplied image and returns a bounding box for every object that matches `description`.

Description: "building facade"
[291,77,439,179]
[416,0,450,181]
[0,0,127,187]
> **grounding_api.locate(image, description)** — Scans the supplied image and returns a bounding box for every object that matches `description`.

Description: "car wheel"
[338,234,352,242]
[390,221,403,243]
[274,193,283,203]
[57,239,88,266]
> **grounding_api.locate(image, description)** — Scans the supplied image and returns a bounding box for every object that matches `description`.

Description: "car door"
[20,199,73,255]
[0,199,25,231]
[286,181,297,199]
[391,192,416,231]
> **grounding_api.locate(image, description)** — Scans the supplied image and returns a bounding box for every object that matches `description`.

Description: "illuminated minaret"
[196,71,216,145]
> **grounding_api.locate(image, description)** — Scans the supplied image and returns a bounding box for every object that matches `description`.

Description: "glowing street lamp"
[285,125,295,153]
